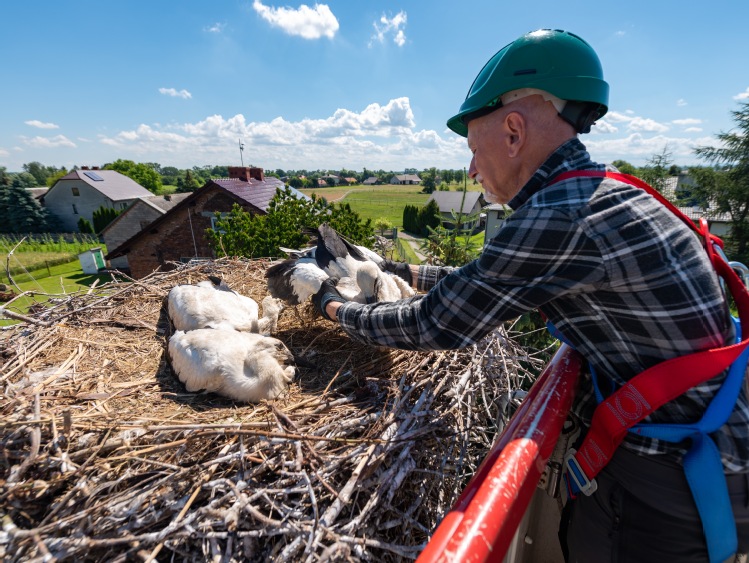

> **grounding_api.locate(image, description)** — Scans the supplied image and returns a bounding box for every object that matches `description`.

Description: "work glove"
[379,260,413,286]
[312,279,347,321]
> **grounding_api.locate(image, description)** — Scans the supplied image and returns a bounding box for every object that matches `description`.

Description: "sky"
[2,1,749,174]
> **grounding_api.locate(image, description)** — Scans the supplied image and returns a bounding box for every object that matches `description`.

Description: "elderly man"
[314,29,749,562]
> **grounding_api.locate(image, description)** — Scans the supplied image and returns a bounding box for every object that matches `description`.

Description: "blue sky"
[2,1,748,174]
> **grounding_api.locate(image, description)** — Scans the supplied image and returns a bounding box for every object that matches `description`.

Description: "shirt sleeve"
[416,264,455,291]
[337,206,606,350]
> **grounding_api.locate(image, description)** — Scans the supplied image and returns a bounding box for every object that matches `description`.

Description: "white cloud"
[677,98,688,107]
[25,120,59,129]
[590,120,618,134]
[252,1,339,40]
[23,135,77,148]
[672,118,702,126]
[95,97,471,170]
[734,87,749,100]
[205,22,225,33]
[614,30,626,37]
[370,11,407,47]
[684,127,703,133]
[159,87,192,99]
[596,111,668,133]
[586,132,713,165]
[0,147,9,157]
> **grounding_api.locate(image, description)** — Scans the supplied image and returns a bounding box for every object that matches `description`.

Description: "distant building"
[390,174,422,185]
[100,193,191,271]
[105,167,308,278]
[483,204,512,244]
[43,168,152,232]
[362,176,380,185]
[426,191,486,230]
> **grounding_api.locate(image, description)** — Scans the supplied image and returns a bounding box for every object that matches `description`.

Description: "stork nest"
[0,258,543,562]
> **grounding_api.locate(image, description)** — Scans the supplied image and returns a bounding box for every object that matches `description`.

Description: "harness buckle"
[564,449,598,496]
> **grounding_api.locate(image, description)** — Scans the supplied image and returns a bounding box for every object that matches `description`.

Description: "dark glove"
[379,260,413,286]
[312,279,347,321]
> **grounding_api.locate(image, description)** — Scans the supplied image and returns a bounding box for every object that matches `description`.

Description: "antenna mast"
[238,138,245,167]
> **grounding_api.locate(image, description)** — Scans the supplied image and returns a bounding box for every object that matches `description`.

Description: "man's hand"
[379,260,413,286]
[312,279,347,321]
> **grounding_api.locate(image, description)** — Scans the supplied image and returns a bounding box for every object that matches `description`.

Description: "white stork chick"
[266,258,329,306]
[168,328,295,402]
[167,280,282,335]
[266,224,415,306]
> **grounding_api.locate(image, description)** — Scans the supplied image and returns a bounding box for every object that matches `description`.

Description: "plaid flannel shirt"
[338,138,749,472]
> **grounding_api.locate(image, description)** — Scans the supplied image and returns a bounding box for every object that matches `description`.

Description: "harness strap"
[549,170,749,562]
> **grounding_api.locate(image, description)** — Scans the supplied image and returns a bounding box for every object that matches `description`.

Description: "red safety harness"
[548,170,749,493]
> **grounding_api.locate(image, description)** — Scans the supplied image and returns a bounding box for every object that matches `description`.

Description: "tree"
[206,187,374,258]
[92,206,121,233]
[692,101,749,263]
[46,168,69,187]
[104,159,162,193]
[23,161,51,186]
[0,183,57,233]
[78,217,94,234]
[420,168,437,194]
[416,199,441,235]
[611,159,637,176]
[176,170,200,193]
[638,146,673,194]
[11,172,38,189]
[374,217,392,235]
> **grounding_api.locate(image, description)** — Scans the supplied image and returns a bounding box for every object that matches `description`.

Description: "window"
[210,214,228,234]
[71,187,80,196]
[72,204,78,215]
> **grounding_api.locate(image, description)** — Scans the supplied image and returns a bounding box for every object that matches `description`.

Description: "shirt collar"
[507,138,593,210]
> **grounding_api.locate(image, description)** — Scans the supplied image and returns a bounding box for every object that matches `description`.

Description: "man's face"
[466,109,521,205]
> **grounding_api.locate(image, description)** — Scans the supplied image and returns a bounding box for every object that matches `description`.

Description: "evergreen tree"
[92,206,121,233]
[0,183,56,233]
[693,101,749,262]
[78,217,94,234]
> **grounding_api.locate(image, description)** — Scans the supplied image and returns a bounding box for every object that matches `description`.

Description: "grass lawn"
[1,260,117,327]
[301,182,483,228]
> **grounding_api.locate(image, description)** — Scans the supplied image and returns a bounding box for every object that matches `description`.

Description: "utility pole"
[239,138,245,167]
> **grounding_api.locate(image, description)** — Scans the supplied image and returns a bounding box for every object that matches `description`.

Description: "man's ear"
[504,111,526,158]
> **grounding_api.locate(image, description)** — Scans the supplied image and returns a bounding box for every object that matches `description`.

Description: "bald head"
[466,94,576,204]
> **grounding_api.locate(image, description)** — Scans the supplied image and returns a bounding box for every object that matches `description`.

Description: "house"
[26,187,49,201]
[100,193,191,271]
[390,174,421,185]
[343,177,358,186]
[362,176,379,186]
[426,191,486,230]
[660,173,732,237]
[483,203,512,244]
[43,168,153,232]
[105,167,308,279]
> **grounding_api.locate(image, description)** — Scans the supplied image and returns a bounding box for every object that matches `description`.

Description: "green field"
[0,260,116,327]
[301,182,482,228]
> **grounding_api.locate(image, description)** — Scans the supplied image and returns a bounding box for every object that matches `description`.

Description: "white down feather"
[167,281,282,335]
[168,328,295,402]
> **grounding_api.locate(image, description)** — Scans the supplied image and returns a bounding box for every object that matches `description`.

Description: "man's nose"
[468,157,478,179]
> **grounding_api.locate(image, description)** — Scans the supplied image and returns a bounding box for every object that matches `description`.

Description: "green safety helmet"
[446,29,609,137]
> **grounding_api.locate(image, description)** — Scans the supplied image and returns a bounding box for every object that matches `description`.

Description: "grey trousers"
[563,447,749,563]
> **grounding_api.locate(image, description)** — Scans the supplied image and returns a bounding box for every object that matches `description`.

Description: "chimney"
[249,167,264,182]
[81,166,90,170]
[228,166,265,182]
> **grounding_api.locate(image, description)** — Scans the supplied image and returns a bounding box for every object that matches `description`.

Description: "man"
[313,29,749,562]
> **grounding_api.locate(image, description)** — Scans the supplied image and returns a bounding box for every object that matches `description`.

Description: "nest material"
[0,258,541,562]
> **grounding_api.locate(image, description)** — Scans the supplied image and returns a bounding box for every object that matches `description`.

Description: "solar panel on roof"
[83,171,104,181]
